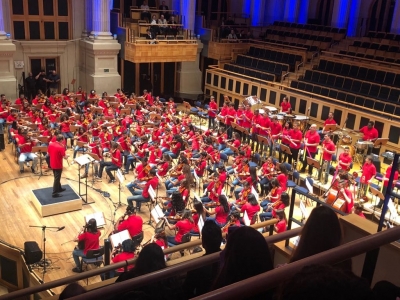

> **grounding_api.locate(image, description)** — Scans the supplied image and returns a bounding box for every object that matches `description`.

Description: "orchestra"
[3,86,397,275]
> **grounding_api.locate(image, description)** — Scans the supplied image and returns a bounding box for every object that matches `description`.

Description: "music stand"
[32,146,49,179]
[75,154,94,204]
[257,135,270,157]
[36,136,50,144]
[120,108,130,116]
[306,157,321,178]
[373,138,388,148]
[109,102,120,109]
[324,124,338,133]
[87,153,101,185]
[280,143,292,156]
[69,125,81,133]
[228,144,239,156]
[115,169,126,208]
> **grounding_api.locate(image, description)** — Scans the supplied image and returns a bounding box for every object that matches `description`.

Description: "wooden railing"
[194,226,400,300]
[0,220,277,300]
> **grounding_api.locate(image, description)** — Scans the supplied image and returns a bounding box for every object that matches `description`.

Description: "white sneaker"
[26,162,31,167]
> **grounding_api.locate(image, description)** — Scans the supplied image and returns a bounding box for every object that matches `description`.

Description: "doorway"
[30,57,60,94]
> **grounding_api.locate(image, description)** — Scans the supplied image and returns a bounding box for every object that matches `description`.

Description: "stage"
[32,184,82,217]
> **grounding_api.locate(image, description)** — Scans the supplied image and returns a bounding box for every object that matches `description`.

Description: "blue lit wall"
[242,0,251,17]
[264,0,285,25]
[297,0,309,24]
[251,0,263,26]
[347,0,361,36]
[284,0,299,23]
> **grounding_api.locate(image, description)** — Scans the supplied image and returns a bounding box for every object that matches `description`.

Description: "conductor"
[48,134,69,198]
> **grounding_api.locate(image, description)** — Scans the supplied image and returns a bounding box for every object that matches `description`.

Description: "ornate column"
[80,0,121,93]
[82,0,93,37]
[91,0,112,39]
[0,0,17,99]
[391,0,400,34]
[331,0,351,28]
[284,0,301,23]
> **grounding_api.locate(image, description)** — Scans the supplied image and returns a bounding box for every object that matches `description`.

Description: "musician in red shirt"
[321,135,336,184]
[98,142,122,183]
[280,96,291,113]
[300,124,320,175]
[194,152,207,177]
[319,112,337,138]
[360,155,376,197]
[241,105,254,142]
[208,96,218,129]
[127,169,159,211]
[116,206,143,238]
[166,209,194,245]
[201,175,223,203]
[269,116,282,156]
[358,121,379,155]
[16,130,39,173]
[275,210,287,233]
[287,123,302,165]
[48,134,69,197]
[338,146,353,172]
[103,239,135,279]
[225,103,236,139]
[72,218,101,273]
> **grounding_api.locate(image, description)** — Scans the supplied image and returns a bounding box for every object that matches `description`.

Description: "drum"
[264,106,278,114]
[341,135,352,145]
[245,96,260,106]
[332,198,347,213]
[355,141,373,150]
[294,115,309,131]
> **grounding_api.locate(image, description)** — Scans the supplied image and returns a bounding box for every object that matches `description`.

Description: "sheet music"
[156,173,163,182]
[84,212,106,227]
[251,186,259,201]
[197,216,205,235]
[193,170,199,184]
[116,169,124,184]
[243,210,250,226]
[388,198,398,217]
[300,200,308,219]
[305,178,313,194]
[151,205,164,223]
[109,230,131,248]
[148,185,156,200]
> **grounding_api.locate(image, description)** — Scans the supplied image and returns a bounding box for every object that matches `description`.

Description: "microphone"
[56,226,65,232]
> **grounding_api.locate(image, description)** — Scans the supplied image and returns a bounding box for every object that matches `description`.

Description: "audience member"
[59,282,86,299]
[183,220,222,298]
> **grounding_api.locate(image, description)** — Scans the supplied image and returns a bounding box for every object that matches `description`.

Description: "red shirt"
[281,101,291,113]
[360,126,378,141]
[324,118,337,126]
[172,142,181,155]
[117,215,143,237]
[117,137,130,151]
[289,129,302,149]
[226,108,236,126]
[111,149,122,168]
[215,206,229,224]
[60,121,71,133]
[338,152,352,170]
[270,122,282,140]
[383,166,399,187]
[242,109,254,128]
[258,116,271,136]
[271,187,282,203]
[344,189,354,213]
[361,162,376,183]
[232,139,241,148]
[322,140,336,161]
[305,130,320,153]
[155,238,166,248]
[356,212,366,219]
[148,146,162,164]
[157,162,170,176]
[195,160,207,177]
[113,252,135,272]
[78,231,101,255]
[207,181,223,202]
[175,219,194,243]
[48,141,66,169]
[276,219,287,233]
[241,203,260,224]
[142,176,159,198]
[208,101,217,117]
[277,173,288,192]
[17,136,34,153]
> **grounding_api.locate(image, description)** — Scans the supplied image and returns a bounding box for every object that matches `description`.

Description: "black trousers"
[52,168,63,194]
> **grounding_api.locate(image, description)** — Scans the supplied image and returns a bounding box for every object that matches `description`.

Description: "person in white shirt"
[158,14,168,35]
[140,0,151,21]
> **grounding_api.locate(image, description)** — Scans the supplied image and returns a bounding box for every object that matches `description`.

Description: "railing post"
[103,239,111,280]
[286,187,297,247]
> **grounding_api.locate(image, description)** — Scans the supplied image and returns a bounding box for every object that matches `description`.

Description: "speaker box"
[24,241,42,265]
[0,133,4,150]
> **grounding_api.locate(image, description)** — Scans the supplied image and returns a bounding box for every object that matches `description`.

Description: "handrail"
[66,227,302,300]
[0,220,277,299]
[194,226,400,300]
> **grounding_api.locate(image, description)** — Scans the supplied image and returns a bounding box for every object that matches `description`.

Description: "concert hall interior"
[1,0,400,299]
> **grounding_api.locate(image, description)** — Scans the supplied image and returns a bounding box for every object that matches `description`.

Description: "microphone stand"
[29,225,62,281]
